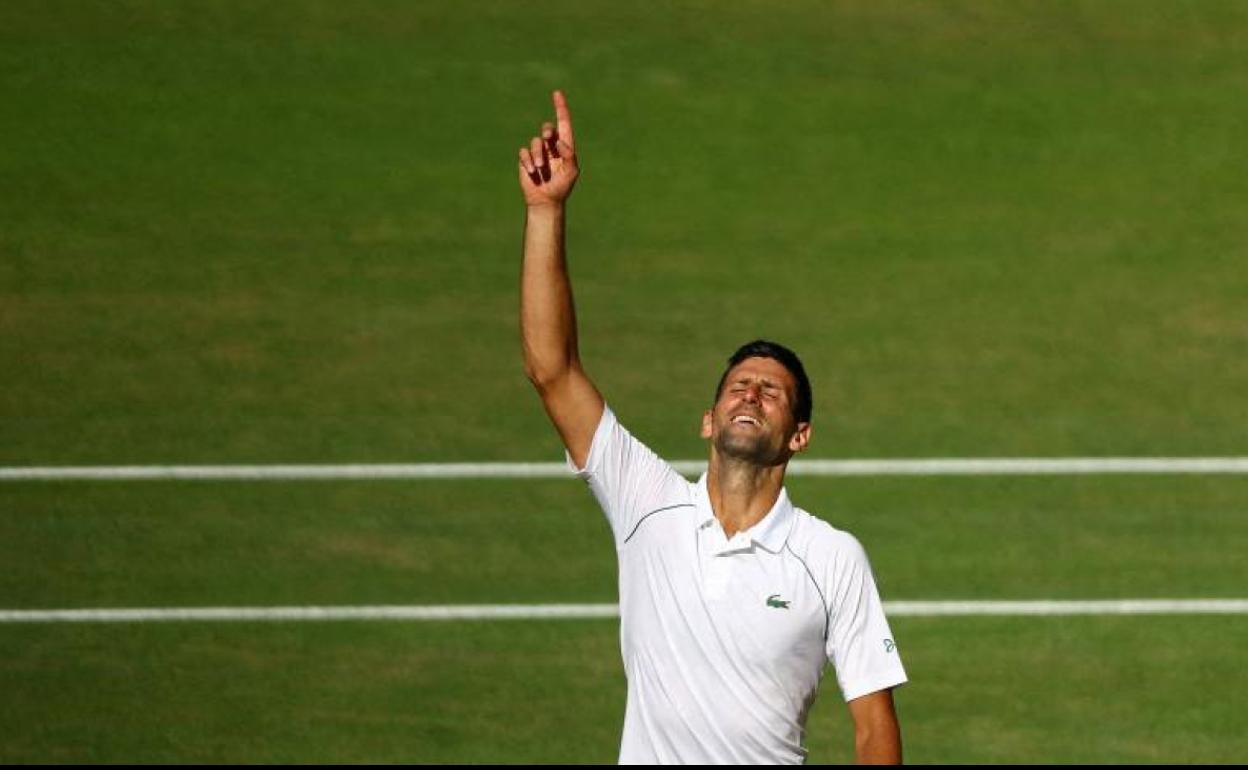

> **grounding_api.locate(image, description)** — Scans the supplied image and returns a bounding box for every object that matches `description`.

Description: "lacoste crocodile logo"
[766,594,790,609]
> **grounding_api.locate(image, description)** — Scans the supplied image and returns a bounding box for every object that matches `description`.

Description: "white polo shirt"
[570,406,907,765]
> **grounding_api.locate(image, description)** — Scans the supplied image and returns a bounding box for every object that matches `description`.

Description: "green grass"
[4,0,1248,763]
[2,474,1245,761]
[4,0,1248,463]
[2,616,1245,763]
[0,620,627,764]
[2,476,1246,608]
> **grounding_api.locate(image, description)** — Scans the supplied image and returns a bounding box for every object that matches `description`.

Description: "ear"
[788,422,812,453]
[700,409,713,439]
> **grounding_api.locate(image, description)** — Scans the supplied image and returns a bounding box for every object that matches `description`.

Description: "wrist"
[526,201,566,219]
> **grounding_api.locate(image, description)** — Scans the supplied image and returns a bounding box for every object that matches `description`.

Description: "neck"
[705,449,787,538]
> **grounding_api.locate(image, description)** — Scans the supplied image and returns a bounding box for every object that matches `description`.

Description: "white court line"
[3,600,1247,623]
[4,458,1248,481]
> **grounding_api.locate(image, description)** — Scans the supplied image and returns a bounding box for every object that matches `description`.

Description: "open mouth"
[731,414,762,427]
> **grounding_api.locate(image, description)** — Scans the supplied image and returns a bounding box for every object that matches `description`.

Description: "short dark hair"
[714,340,813,424]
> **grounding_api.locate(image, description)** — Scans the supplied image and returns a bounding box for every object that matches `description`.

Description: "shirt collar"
[694,473,796,554]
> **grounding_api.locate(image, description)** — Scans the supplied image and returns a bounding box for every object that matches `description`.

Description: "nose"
[742,384,761,404]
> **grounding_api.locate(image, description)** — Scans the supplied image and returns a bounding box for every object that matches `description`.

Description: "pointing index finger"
[553,90,574,149]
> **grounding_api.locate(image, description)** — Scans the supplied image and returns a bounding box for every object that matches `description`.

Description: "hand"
[518,90,579,208]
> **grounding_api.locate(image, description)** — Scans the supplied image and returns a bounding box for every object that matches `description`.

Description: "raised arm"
[518,90,604,468]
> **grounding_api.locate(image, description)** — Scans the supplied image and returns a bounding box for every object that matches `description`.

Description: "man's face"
[701,357,811,466]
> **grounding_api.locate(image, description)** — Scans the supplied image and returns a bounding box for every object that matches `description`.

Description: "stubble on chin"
[714,425,779,465]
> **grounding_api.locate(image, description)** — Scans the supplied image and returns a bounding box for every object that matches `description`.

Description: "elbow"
[524,359,574,394]
[524,365,559,392]
[522,345,579,393]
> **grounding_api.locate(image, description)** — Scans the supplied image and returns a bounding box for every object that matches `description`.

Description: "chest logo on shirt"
[766,594,790,609]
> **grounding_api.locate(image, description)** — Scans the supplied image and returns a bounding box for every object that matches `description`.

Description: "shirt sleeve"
[566,405,689,547]
[823,533,909,702]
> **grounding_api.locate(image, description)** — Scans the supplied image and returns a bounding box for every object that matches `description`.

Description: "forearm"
[520,203,581,388]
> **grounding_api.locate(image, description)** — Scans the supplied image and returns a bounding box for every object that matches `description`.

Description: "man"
[518,91,907,765]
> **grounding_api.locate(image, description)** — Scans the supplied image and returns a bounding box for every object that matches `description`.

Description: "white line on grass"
[4,458,1248,481]
[3,600,1247,623]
